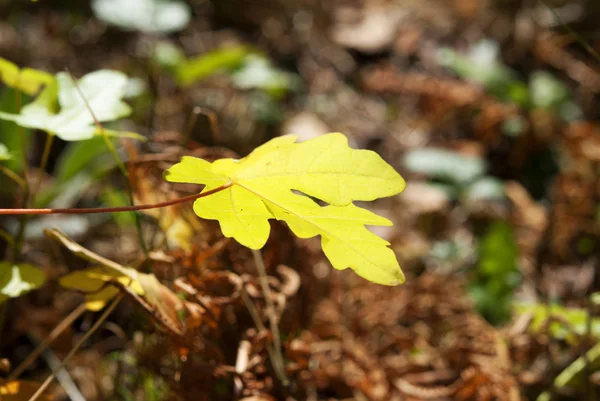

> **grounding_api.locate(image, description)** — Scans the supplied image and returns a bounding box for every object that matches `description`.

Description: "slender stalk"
[0,164,26,188]
[252,249,288,385]
[10,87,30,263]
[15,87,29,185]
[0,183,231,215]
[12,133,54,261]
[35,335,86,401]
[0,228,15,246]
[32,133,54,196]
[9,304,87,380]
[240,289,281,382]
[28,294,123,401]
[66,70,148,254]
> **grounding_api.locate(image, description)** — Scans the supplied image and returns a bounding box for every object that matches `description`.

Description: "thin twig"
[28,294,123,401]
[240,289,267,332]
[31,333,87,401]
[32,133,54,196]
[0,228,14,246]
[252,249,288,385]
[240,288,282,381]
[0,183,231,215]
[10,78,30,263]
[9,304,87,380]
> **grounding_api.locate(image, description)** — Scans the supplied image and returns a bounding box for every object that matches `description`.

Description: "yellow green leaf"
[0,70,139,142]
[164,133,406,285]
[0,57,55,96]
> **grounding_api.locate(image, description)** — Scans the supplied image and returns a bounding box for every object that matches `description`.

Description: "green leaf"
[0,89,32,173]
[102,187,136,225]
[529,70,570,109]
[92,0,191,33]
[232,55,301,95]
[515,302,600,342]
[438,40,530,106]
[176,46,257,86]
[165,133,406,285]
[0,70,142,142]
[469,221,519,324]
[438,40,514,88]
[153,41,187,70]
[0,262,46,303]
[478,221,517,277]
[0,57,55,96]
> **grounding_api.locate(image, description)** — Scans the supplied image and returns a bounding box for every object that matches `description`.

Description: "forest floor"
[1,1,600,400]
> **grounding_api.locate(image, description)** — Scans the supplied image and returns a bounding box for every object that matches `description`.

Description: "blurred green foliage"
[468,221,520,324]
[403,147,505,203]
[439,40,582,133]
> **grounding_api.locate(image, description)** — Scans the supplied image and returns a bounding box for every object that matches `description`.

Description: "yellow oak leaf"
[164,133,406,285]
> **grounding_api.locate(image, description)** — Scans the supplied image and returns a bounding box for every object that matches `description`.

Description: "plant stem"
[27,294,123,401]
[101,133,148,253]
[252,249,288,385]
[67,70,148,254]
[9,88,30,263]
[9,303,87,380]
[0,228,14,246]
[240,287,282,386]
[0,164,26,188]
[33,133,54,196]
[11,133,53,262]
[0,183,231,215]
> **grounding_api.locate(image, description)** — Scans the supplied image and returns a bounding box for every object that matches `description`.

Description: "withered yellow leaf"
[59,266,145,311]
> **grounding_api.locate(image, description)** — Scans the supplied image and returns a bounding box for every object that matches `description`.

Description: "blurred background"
[1,0,600,400]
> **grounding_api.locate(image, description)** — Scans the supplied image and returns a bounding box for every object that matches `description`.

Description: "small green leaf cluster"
[0,60,141,142]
